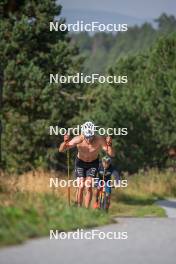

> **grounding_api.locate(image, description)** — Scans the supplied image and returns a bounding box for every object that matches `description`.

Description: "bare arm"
[58,135,83,152]
[101,136,115,157]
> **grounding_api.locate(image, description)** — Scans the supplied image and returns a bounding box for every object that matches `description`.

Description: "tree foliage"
[0,0,82,172]
[71,14,176,74]
[1,3,175,173]
[75,33,176,172]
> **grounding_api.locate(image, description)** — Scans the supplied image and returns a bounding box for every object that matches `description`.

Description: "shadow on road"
[156,199,176,209]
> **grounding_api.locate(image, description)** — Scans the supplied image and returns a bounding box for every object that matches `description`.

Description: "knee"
[85,178,92,192]
[78,186,84,192]
[86,186,92,193]
[77,177,85,190]
[78,182,84,191]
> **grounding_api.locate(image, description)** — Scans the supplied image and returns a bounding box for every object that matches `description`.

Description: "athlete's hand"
[106,136,112,146]
[64,133,70,144]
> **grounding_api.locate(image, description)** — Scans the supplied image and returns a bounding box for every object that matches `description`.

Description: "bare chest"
[77,141,100,153]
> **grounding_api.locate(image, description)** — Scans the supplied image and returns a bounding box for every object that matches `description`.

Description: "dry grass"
[0,171,110,246]
[1,168,175,210]
[0,169,78,205]
[124,169,176,198]
[1,168,173,247]
[1,168,176,201]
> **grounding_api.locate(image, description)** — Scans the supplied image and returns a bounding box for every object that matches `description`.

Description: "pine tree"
[0,0,82,172]
[75,33,176,172]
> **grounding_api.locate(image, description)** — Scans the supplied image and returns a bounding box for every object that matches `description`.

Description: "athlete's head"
[81,121,95,142]
[102,156,111,169]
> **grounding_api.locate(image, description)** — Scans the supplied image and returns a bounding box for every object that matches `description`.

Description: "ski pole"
[65,132,71,207]
[67,148,71,206]
[101,139,108,209]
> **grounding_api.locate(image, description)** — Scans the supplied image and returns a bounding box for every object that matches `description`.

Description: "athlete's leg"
[75,187,78,205]
[93,176,100,208]
[105,182,111,211]
[75,163,86,207]
[93,187,100,208]
[95,187,100,202]
[85,176,93,208]
[85,166,99,208]
[77,177,85,207]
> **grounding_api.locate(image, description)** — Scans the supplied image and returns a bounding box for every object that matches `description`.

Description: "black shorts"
[75,157,99,178]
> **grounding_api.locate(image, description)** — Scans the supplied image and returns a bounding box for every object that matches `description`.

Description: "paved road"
[155,199,176,218]
[0,200,176,264]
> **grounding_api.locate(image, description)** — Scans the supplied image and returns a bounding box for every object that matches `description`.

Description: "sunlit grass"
[0,168,176,246]
[0,192,110,246]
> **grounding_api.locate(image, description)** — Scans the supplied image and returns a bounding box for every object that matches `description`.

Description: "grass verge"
[0,192,110,247]
[0,168,176,246]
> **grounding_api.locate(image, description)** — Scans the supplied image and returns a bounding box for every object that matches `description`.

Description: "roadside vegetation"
[0,170,110,247]
[111,169,176,217]
[1,169,176,246]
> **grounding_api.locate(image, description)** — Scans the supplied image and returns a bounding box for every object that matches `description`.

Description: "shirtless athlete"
[59,121,115,208]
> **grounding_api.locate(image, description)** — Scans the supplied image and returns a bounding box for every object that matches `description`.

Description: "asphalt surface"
[0,199,176,264]
[155,199,176,218]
